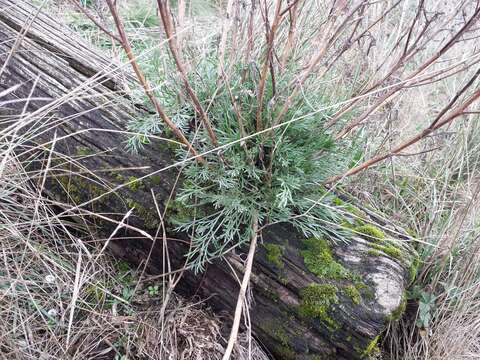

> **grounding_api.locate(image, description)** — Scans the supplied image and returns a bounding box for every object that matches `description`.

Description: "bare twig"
[157,0,219,146]
[69,0,122,43]
[217,0,236,77]
[326,79,480,183]
[222,214,259,360]
[255,0,283,131]
[280,0,300,69]
[105,0,203,162]
[333,6,480,138]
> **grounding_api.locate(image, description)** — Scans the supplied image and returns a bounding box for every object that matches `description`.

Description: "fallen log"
[0,1,417,358]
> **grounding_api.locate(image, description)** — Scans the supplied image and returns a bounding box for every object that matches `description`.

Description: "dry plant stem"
[334,6,480,138]
[176,0,186,56]
[105,0,203,162]
[280,0,299,69]
[69,0,122,43]
[229,0,241,66]
[324,1,467,130]
[429,181,480,293]
[222,215,259,360]
[320,0,403,84]
[270,1,361,131]
[261,0,278,97]
[242,0,256,80]
[326,85,480,184]
[222,70,248,143]
[157,0,218,146]
[217,0,235,78]
[255,0,283,132]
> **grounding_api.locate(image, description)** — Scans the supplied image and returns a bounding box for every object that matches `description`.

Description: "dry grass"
[2,0,480,359]
[0,2,267,358]
[0,153,269,359]
[340,2,480,359]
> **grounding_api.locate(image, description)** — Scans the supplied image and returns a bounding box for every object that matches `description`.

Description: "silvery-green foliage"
[164,60,354,273]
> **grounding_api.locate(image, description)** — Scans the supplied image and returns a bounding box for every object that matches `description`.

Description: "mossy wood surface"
[0,1,414,358]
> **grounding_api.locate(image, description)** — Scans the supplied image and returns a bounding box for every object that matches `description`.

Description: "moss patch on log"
[262,320,296,360]
[354,223,408,262]
[263,243,285,269]
[343,284,361,305]
[76,145,94,156]
[362,335,380,357]
[355,224,386,240]
[408,253,421,284]
[299,283,339,330]
[127,176,146,191]
[301,237,354,281]
[368,242,402,260]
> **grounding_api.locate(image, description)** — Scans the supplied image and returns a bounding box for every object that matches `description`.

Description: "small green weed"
[409,286,437,329]
[147,285,160,296]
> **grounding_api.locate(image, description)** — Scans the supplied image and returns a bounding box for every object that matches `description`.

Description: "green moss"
[362,286,375,301]
[387,293,407,322]
[89,183,105,197]
[85,282,107,303]
[341,220,356,230]
[76,145,94,156]
[344,285,360,305]
[278,346,296,360]
[311,355,328,360]
[299,284,339,330]
[356,223,405,261]
[150,175,162,186]
[301,237,354,281]
[408,254,420,284]
[55,175,106,204]
[333,197,365,219]
[165,199,204,227]
[355,224,385,240]
[362,335,380,357]
[274,326,290,348]
[264,288,280,302]
[345,204,365,219]
[264,243,285,269]
[127,176,146,191]
[333,197,344,206]
[116,260,131,273]
[127,199,160,230]
[406,227,418,238]
[367,249,381,257]
[112,173,125,183]
[263,321,296,360]
[368,242,402,260]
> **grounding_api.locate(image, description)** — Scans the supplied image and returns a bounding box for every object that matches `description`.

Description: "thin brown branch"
[105,0,203,162]
[255,0,283,131]
[157,0,218,146]
[217,0,235,77]
[324,1,473,131]
[222,214,259,360]
[334,6,480,139]
[270,1,365,131]
[280,0,300,69]
[279,0,301,17]
[326,84,480,184]
[69,0,122,43]
[429,68,480,129]
[243,0,256,78]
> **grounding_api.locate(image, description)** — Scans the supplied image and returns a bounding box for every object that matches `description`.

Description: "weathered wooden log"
[0,1,417,358]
